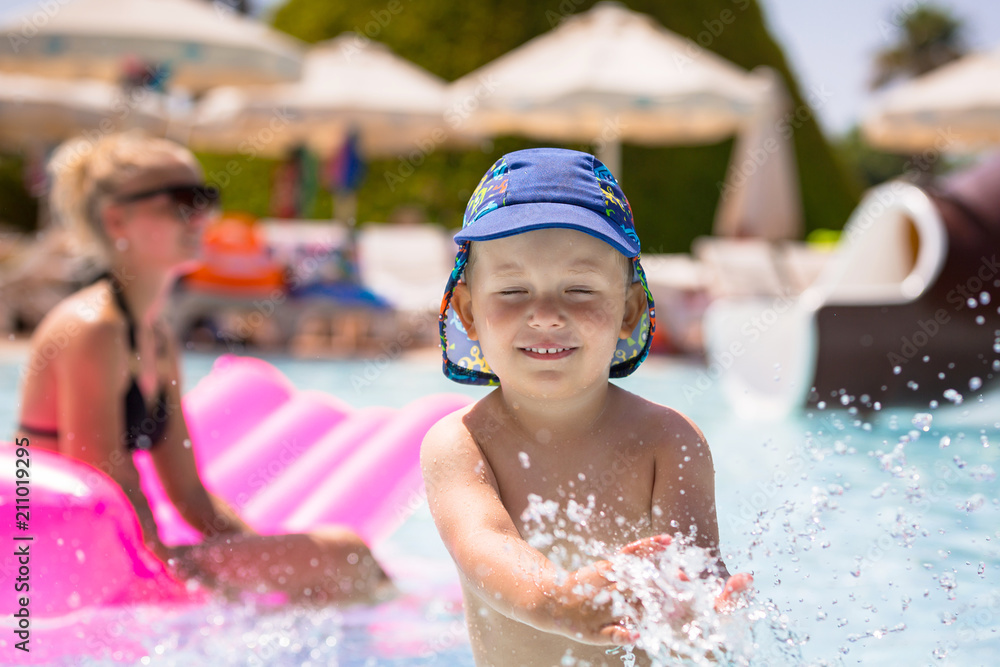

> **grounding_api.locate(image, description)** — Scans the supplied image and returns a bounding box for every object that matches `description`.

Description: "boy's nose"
[527,295,565,328]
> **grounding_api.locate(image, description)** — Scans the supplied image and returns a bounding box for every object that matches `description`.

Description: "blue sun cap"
[439,148,656,386]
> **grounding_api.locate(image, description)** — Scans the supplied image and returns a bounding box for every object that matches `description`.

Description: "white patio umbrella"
[862,47,1000,152]
[448,2,767,176]
[713,68,803,240]
[187,34,465,157]
[0,72,171,151]
[0,0,303,93]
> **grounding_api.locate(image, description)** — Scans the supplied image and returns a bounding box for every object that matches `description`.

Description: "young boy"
[422,148,749,666]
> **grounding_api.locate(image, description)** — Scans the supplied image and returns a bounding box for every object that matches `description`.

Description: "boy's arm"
[421,411,638,645]
[650,412,728,577]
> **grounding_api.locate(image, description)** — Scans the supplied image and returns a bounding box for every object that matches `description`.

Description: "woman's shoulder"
[32,283,126,361]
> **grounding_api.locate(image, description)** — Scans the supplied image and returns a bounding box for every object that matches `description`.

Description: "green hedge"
[0,154,39,232]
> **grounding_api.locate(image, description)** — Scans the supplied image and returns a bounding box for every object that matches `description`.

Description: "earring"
[115,238,129,252]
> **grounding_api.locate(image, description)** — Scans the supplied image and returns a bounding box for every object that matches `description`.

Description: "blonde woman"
[16,132,388,603]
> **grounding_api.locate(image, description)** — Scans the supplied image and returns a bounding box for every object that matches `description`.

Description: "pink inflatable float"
[1,355,471,631]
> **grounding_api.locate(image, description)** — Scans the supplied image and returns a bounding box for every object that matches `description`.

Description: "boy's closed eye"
[494,286,602,298]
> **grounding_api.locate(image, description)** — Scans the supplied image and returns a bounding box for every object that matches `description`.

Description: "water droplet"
[840,394,851,406]
[976,315,986,325]
[893,366,902,375]
[969,464,995,481]
[938,435,951,448]
[817,400,827,409]
[959,494,985,512]
[967,297,977,308]
[518,452,530,469]
[969,376,982,391]
[911,413,932,431]
[980,291,991,305]
[943,389,963,405]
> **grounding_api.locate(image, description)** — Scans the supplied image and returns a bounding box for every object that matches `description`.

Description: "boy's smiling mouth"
[520,346,575,360]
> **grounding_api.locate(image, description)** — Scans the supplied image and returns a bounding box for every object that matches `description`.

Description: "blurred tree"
[870,4,965,90]
[267,0,860,252]
[834,5,969,191]
[833,127,909,190]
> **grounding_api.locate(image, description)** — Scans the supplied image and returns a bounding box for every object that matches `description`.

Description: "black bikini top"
[108,274,171,452]
[19,275,170,451]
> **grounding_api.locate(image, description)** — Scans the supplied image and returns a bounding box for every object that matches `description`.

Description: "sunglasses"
[115,184,221,212]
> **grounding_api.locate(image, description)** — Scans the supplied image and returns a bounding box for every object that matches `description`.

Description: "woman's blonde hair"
[46,131,198,262]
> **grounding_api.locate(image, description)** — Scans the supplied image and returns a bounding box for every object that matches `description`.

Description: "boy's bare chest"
[485,438,658,554]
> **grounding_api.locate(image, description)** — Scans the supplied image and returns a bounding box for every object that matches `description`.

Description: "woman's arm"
[421,411,643,645]
[148,325,252,537]
[54,318,170,559]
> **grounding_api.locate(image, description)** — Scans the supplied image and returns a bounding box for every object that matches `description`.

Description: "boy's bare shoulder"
[421,402,476,452]
[614,386,706,445]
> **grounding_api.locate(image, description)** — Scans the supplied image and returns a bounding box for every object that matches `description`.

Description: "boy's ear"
[619,282,646,339]
[451,282,478,341]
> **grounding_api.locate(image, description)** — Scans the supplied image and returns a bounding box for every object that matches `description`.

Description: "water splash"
[518,494,805,666]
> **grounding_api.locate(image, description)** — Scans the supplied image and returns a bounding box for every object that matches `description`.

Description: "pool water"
[2,348,998,666]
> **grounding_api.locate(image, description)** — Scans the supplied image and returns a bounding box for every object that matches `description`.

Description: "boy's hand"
[621,536,754,617]
[551,535,673,645]
[714,572,754,612]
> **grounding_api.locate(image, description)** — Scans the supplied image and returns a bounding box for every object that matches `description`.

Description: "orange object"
[185,214,285,295]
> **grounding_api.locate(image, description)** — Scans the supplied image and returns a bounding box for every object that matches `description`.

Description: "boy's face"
[452,228,645,399]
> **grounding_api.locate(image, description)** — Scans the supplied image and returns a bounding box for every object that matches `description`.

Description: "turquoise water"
[2,348,998,665]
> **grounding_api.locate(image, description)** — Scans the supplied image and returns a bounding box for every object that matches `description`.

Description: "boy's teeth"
[527,347,567,354]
